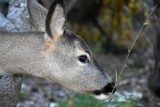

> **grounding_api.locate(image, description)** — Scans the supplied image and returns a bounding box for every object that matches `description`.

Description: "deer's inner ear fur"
[46,0,66,40]
[44,33,62,52]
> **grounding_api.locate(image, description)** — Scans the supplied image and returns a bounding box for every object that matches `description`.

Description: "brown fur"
[44,35,62,52]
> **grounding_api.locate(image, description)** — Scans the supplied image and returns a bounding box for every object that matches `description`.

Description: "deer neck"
[0,31,51,77]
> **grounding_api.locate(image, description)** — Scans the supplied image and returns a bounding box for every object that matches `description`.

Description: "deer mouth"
[84,82,116,100]
[93,87,116,100]
[84,88,116,100]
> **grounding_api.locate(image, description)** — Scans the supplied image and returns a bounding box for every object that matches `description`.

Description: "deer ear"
[27,0,48,32]
[46,0,66,39]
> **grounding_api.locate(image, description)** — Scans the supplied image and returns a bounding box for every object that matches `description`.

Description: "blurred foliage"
[58,92,137,107]
[59,94,106,107]
[77,0,151,53]
[19,91,30,101]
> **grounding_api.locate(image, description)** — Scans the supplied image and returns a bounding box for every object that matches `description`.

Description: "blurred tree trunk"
[0,0,31,106]
[148,0,160,97]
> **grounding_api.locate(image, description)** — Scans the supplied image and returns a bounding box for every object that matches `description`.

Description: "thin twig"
[117,5,157,82]
[106,5,157,107]
[106,99,112,107]
[115,68,118,82]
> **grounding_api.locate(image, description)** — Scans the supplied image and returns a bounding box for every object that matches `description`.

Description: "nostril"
[93,82,116,96]
[102,82,116,94]
[111,82,115,86]
[94,90,101,95]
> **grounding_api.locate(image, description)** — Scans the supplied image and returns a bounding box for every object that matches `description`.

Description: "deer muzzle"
[93,82,116,100]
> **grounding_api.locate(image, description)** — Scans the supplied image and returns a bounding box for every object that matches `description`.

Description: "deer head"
[0,0,116,100]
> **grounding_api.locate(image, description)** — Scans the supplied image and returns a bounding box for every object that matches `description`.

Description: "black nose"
[94,82,116,95]
[102,82,116,94]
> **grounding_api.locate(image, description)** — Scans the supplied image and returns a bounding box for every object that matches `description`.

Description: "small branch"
[106,5,157,107]
[117,5,157,82]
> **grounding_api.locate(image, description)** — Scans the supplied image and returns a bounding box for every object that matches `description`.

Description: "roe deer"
[0,0,116,99]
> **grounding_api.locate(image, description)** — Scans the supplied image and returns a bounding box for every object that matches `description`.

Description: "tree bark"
[148,0,160,97]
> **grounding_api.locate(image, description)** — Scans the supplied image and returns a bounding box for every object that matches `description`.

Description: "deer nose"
[102,82,116,94]
[94,82,116,95]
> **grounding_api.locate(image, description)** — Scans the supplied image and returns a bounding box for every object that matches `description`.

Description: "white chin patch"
[93,94,110,100]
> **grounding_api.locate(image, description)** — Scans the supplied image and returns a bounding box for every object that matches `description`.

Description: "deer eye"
[78,55,89,63]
